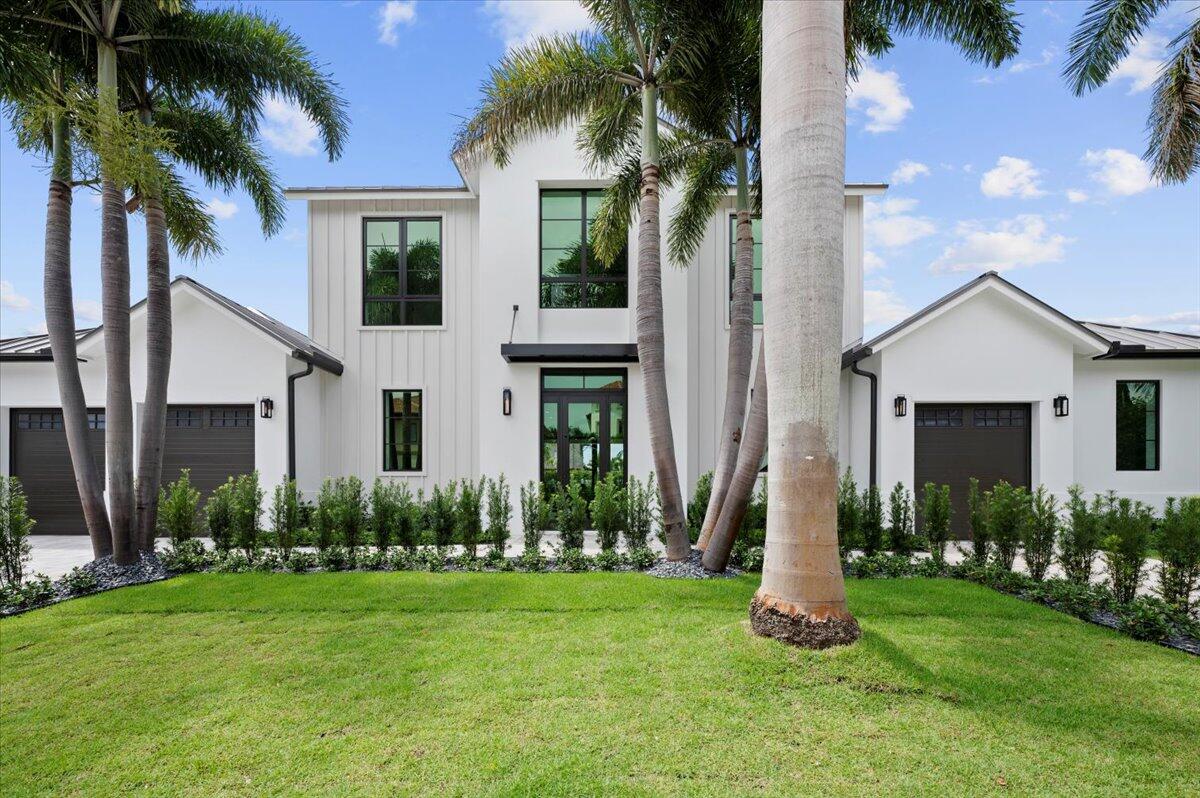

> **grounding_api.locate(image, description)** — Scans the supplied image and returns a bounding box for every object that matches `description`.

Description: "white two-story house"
[2,129,1197,537]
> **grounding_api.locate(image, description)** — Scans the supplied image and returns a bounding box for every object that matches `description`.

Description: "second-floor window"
[729,215,763,324]
[540,189,627,309]
[363,218,442,326]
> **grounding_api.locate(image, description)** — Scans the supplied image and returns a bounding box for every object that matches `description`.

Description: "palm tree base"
[749,594,860,649]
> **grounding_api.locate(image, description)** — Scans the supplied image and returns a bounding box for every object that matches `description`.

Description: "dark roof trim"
[841,346,872,369]
[291,347,344,375]
[0,353,56,362]
[501,343,639,363]
[1094,345,1200,360]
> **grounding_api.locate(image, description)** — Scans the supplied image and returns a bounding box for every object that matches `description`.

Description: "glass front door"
[540,370,627,503]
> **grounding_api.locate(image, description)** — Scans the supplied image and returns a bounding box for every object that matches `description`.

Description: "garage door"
[914,403,1030,539]
[161,405,255,501]
[10,409,106,535]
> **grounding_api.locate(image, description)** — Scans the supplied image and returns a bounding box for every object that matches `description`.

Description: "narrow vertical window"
[1115,380,1159,471]
[363,218,442,326]
[540,189,627,308]
[729,215,763,324]
[383,390,423,472]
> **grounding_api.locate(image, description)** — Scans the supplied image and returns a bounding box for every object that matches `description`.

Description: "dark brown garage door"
[914,403,1031,539]
[9,409,105,535]
[161,405,255,501]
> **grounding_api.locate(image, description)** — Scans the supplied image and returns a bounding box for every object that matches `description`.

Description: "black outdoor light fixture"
[259,397,274,419]
[502,387,512,416]
[894,395,907,417]
[1053,395,1069,417]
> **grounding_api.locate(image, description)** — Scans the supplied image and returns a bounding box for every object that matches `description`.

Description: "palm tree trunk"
[697,147,754,550]
[751,0,858,648]
[702,348,766,572]
[98,36,136,564]
[43,110,114,560]
[135,187,171,551]
[636,82,689,560]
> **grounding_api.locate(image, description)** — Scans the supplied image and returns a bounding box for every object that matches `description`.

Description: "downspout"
[287,356,315,480]
[849,357,878,488]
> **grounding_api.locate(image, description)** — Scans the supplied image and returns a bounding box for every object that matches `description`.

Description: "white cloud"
[864,279,913,327]
[482,0,591,51]
[27,321,48,335]
[864,250,886,273]
[980,156,1046,198]
[1111,34,1166,94]
[890,160,930,185]
[262,95,319,157]
[848,65,912,133]
[1,280,31,311]
[1066,188,1089,203]
[204,197,239,220]
[1009,46,1057,74]
[377,0,416,46]
[864,197,937,249]
[962,164,974,174]
[1096,310,1200,335]
[931,215,1071,273]
[1082,148,1156,196]
[74,299,102,323]
[282,228,305,243]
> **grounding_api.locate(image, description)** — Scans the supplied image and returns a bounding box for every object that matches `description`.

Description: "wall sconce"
[502,387,512,416]
[259,397,274,419]
[894,395,907,417]
[1053,395,1069,417]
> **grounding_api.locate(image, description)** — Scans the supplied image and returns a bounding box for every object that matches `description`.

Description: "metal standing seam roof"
[1081,322,1200,352]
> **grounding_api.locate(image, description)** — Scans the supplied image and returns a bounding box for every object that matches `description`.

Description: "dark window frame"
[362,216,444,327]
[382,389,423,473]
[1115,380,1160,472]
[728,213,763,325]
[539,189,627,309]
[538,368,628,496]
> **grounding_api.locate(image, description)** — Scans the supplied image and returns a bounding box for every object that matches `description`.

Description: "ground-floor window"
[540,370,626,502]
[383,389,423,472]
[1116,380,1159,471]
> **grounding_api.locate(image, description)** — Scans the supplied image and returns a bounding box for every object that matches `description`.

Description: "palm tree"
[1065,0,1200,183]
[455,0,712,560]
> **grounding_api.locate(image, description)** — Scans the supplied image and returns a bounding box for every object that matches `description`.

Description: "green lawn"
[2,574,1197,797]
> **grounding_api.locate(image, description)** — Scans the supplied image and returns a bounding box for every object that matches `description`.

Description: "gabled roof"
[859,272,1114,357]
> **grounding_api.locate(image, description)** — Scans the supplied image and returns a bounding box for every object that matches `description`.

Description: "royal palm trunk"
[698,147,755,550]
[135,187,171,551]
[43,111,114,559]
[637,82,689,560]
[751,0,858,647]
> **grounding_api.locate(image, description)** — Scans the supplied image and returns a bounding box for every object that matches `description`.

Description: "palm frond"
[863,0,1022,68]
[1064,0,1170,95]
[667,139,732,266]
[589,153,642,266]
[157,161,221,260]
[1146,16,1200,183]
[577,90,640,173]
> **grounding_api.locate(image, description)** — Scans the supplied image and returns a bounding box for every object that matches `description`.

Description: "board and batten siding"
[306,197,480,491]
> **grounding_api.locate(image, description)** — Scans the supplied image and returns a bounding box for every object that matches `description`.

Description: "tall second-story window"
[729,215,763,324]
[540,189,627,308]
[363,218,442,326]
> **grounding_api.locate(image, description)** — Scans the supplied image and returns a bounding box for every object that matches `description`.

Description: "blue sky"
[1,0,1197,340]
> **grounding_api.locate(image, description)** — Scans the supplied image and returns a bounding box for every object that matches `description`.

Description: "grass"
[2,574,1197,797]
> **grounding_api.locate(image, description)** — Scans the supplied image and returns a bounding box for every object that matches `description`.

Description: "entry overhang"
[500,343,639,363]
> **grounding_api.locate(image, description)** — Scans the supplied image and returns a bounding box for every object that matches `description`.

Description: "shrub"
[254,550,281,572]
[519,480,550,555]
[849,553,915,579]
[1157,496,1200,614]
[987,481,1028,571]
[412,546,444,572]
[594,549,622,571]
[556,547,591,572]
[318,545,350,572]
[231,471,264,558]
[161,539,210,573]
[1119,596,1174,642]
[687,471,713,544]
[61,566,99,596]
[1059,485,1102,586]
[336,476,367,555]
[624,472,658,551]
[485,475,512,555]
[555,480,588,551]
[205,479,236,554]
[360,549,387,571]
[913,557,944,578]
[0,476,35,587]
[19,573,54,608]
[627,546,658,571]
[517,549,547,572]
[427,482,458,551]
[313,479,339,551]
[1102,497,1153,604]
[1033,578,1107,620]
[744,479,768,541]
[457,478,484,557]
[1024,486,1058,581]
[386,547,413,571]
[1,584,20,612]
[920,482,952,567]
[369,479,399,552]
[966,477,989,562]
[886,482,914,556]
[837,469,861,557]
[860,484,884,556]
[157,469,201,545]
[591,472,626,552]
[270,478,302,559]
[287,550,316,573]
[455,551,484,572]
[395,484,421,552]
[214,551,251,573]
[734,543,765,572]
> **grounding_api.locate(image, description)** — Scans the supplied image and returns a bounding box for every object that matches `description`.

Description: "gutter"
[0,354,86,362]
[1094,342,1199,360]
[847,347,878,488]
